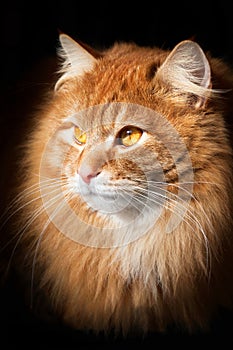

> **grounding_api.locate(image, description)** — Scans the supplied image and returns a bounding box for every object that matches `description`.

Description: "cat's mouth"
[71,173,133,214]
[68,171,166,219]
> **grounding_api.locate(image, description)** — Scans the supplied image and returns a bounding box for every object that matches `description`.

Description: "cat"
[1,33,233,336]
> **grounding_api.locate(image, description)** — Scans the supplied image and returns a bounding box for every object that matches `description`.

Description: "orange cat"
[1,34,233,335]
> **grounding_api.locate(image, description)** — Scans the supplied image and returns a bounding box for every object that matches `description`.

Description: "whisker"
[126,183,211,277]
[30,188,73,307]
[143,179,215,238]
[0,178,64,229]
[4,182,69,273]
[138,184,209,238]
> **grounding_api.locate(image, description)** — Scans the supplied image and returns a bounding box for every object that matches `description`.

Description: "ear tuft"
[157,40,212,107]
[55,34,97,90]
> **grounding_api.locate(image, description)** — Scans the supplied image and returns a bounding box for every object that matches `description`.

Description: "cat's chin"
[68,172,165,225]
[81,190,165,239]
[81,191,137,215]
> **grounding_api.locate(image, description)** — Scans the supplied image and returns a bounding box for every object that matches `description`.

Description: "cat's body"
[1,34,233,335]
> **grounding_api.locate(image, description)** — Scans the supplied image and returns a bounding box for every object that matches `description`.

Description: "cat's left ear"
[157,40,211,108]
[55,34,99,90]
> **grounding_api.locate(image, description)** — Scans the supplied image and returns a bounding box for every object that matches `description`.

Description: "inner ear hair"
[156,40,213,108]
[55,34,99,91]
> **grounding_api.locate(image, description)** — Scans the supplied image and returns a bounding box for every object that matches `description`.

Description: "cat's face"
[38,35,211,247]
[40,101,193,247]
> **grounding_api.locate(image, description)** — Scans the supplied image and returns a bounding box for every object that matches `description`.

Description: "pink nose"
[77,165,100,184]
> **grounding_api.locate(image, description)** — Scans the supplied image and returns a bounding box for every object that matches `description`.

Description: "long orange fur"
[2,35,233,335]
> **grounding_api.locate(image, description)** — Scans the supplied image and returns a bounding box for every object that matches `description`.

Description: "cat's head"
[55,34,211,107]
[38,34,216,247]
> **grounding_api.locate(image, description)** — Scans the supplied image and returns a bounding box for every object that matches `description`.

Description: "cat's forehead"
[95,44,166,81]
[55,43,171,119]
[68,102,164,134]
[104,43,165,63]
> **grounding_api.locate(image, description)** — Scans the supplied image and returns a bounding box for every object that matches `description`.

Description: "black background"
[1,0,233,89]
[1,1,233,349]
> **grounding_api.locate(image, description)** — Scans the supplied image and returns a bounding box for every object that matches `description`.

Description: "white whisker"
[0,178,64,230]
[30,188,73,307]
[0,182,66,252]
[126,181,211,277]
[4,179,68,274]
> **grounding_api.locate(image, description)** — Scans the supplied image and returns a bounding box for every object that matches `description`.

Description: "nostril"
[85,173,97,184]
[77,166,101,184]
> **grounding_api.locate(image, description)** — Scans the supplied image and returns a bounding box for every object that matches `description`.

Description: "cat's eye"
[74,126,87,145]
[117,126,143,147]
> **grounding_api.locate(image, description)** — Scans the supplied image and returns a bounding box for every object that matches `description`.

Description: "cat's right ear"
[156,40,212,108]
[55,34,98,91]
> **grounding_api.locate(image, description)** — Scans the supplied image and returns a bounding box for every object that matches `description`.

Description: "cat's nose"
[77,165,101,184]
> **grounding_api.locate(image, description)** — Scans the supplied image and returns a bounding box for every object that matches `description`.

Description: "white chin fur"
[69,172,164,233]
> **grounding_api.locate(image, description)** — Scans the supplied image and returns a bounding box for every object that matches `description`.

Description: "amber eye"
[118,126,143,147]
[74,126,87,145]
